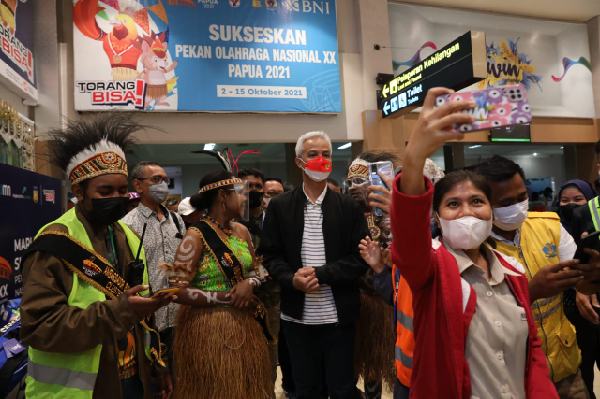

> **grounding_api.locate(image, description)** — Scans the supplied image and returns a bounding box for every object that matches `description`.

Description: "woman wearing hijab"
[558,179,600,398]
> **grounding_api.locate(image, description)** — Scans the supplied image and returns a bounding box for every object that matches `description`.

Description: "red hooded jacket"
[390,176,558,399]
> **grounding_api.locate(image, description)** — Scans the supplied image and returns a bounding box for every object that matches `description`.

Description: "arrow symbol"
[382,85,390,98]
[383,101,391,115]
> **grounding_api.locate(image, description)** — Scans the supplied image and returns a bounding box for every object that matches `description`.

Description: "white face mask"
[149,181,169,203]
[493,199,529,231]
[304,169,331,182]
[439,215,492,250]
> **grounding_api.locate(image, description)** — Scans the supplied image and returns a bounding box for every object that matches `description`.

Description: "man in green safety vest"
[20,115,176,399]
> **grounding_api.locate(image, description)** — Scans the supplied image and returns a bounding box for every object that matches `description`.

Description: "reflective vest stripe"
[589,197,600,231]
[395,345,413,368]
[26,208,149,397]
[28,362,96,391]
[396,308,413,331]
[393,266,414,387]
[533,299,562,323]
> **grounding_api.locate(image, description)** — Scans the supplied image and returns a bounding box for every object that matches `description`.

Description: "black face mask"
[558,203,579,223]
[88,197,129,225]
[248,191,264,209]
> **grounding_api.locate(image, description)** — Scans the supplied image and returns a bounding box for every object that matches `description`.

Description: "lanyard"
[106,224,119,268]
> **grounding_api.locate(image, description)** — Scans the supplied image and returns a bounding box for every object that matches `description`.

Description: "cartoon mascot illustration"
[0,0,17,34]
[140,33,177,107]
[73,0,146,81]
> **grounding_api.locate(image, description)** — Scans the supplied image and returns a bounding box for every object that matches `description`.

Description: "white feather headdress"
[66,138,128,184]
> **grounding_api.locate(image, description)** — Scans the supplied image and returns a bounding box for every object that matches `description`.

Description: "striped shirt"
[281,184,339,325]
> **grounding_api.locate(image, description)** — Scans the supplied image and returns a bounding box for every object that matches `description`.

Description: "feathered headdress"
[347,157,369,180]
[192,147,260,175]
[49,114,141,185]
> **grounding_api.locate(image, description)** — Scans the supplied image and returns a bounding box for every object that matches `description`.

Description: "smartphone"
[368,161,394,217]
[153,287,180,296]
[435,84,532,133]
[574,231,600,264]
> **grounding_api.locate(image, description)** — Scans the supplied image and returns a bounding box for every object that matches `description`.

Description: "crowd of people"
[17,87,600,399]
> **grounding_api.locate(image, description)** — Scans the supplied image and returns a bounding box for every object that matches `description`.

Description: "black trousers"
[282,320,360,399]
[278,324,296,393]
[575,322,600,399]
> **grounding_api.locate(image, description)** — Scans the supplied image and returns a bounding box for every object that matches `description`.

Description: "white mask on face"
[493,199,529,231]
[304,169,331,182]
[439,216,493,250]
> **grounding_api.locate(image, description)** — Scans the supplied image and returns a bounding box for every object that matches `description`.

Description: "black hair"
[264,177,284,186]
[432,169,492,212]
[49,113,140,172]
[472,155,525,183]
[358,150,399,165]
[237,168,264,182]
[190,170,234,211]
[131,161,163,179]
[326,177,340,187]
[595,140,600,156]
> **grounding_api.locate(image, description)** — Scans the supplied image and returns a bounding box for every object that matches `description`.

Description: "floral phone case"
[435,84,532,132]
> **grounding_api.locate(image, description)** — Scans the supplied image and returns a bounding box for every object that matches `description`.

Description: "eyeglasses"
[136,175,170,185]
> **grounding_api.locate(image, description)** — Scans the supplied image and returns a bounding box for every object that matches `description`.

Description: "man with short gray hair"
[122,161,185,367]
[261,131,368,399]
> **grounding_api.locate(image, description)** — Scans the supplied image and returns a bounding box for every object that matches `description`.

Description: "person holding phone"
[475,156,593,398]
[346,152,397,398]
[558,179,600,398]
[20,115,174,399]
[388,87,557,398]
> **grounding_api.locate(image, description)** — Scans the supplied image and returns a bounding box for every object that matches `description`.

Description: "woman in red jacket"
[389,87,557,399]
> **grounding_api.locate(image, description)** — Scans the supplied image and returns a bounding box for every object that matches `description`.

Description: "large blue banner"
[73,0,340,113]
[0,165,62,303]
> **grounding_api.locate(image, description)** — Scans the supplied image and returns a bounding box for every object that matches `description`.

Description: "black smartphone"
[575,231,600,264]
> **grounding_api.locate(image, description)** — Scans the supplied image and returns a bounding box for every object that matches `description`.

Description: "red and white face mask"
[299,156,332,182]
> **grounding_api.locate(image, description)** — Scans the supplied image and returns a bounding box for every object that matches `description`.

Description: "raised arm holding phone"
[388,87,557,399]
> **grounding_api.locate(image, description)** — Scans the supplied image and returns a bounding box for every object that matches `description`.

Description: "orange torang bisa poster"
[73,0,178,111]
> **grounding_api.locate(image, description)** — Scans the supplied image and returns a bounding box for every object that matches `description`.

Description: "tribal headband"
[67,138,128,185]
[347,158,369,179]
[198,177,243,193]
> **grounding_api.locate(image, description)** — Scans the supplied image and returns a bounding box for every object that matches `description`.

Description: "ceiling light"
[337,142,352,150]
[468,145,482,149]
[203,143,216,151]
[533,152,538,157]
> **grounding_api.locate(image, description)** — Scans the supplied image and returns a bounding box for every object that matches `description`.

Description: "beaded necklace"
[203,215,233,236]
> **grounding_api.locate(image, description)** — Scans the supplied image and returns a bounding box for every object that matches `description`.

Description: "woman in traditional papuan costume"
[168,170,273,399]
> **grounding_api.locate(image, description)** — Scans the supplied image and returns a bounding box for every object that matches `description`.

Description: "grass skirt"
[173,305,273,399]
[354,291,396,388]
[146,84,168,99]
[111,66,137,81]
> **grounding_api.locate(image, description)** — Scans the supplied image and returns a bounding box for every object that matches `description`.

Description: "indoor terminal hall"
[4,0,600,398]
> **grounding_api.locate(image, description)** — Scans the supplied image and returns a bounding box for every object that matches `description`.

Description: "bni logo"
[1,184,11,197]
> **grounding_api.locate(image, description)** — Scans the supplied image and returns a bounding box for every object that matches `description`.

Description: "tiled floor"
[274,368,394,398]
[274,367,600,399]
